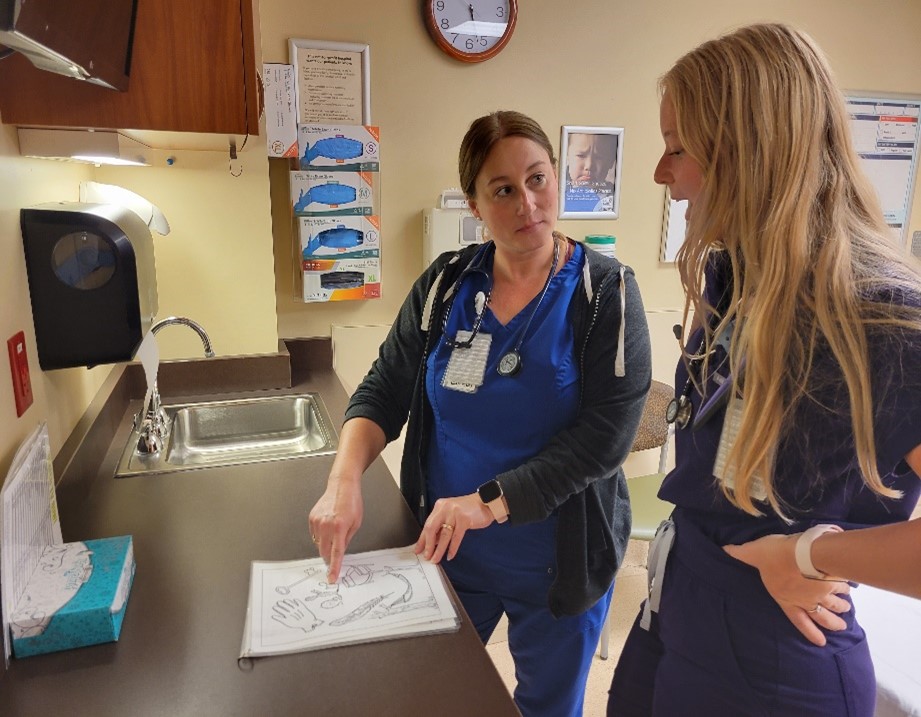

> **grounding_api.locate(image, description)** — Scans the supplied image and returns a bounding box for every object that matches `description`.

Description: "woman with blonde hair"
[608,22,921,716]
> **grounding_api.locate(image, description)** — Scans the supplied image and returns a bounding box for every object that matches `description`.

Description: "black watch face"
[478,480,502,503]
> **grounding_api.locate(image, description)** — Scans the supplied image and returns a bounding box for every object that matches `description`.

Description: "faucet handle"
[136,418,165,455]
[135,385,170,455]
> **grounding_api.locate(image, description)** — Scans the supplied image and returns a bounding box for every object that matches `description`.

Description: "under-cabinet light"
[17,128,151,167]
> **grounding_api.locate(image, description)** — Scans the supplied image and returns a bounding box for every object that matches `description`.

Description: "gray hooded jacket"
[345,240,651,616]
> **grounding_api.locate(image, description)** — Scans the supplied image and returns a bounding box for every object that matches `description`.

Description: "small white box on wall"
[263,64,298,158]
[422,208,483,268]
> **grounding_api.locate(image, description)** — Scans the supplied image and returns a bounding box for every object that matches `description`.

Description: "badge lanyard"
[443,243,494,349]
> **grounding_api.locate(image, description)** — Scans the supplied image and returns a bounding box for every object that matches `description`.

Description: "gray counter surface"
[0,340,519,717]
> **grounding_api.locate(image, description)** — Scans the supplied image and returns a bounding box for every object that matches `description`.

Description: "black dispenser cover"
[21,202,158,370]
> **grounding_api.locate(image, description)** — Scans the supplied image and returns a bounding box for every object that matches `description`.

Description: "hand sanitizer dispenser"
[21,202,159,370]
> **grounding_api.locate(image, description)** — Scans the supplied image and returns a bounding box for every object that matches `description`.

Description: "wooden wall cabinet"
[0,0,261,136]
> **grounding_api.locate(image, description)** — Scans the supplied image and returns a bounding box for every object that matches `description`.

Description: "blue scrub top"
[425,242,584,570]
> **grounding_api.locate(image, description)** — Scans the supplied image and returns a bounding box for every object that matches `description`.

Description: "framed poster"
[559,126,624,219]
[288,39,371,125]
[845,93,921,244]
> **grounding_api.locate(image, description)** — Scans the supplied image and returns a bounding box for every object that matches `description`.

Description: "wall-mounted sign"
[288,39,371,125]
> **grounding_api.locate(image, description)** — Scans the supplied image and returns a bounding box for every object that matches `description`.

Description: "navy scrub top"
[659,252,921,545]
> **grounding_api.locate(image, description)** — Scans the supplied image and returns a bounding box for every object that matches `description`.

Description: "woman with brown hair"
[311,110,651,716]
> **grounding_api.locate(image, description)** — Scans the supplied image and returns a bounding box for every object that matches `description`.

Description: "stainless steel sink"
[115,393,338,477]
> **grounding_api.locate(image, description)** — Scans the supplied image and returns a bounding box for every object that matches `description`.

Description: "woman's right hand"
[724,533,851,647]
[308,477,364,584]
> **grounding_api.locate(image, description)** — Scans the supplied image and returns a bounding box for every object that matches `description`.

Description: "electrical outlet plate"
[8,331,34,417]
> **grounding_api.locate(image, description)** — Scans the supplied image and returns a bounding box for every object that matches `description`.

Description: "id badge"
[442,330,492,394]
[712,395,767,501]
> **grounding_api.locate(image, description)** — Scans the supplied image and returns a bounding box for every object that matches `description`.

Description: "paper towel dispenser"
[21,202,158,370]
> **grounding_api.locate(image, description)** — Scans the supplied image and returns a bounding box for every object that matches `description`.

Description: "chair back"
[627,380,675,540]
[630,380,672,453]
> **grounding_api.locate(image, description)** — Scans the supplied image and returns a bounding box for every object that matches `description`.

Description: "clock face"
[425,0,517,63]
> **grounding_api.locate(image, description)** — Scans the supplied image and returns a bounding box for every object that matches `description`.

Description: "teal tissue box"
[10,535,135,658]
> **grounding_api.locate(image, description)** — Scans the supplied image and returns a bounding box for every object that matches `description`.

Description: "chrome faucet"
[150,316,215,358]
[136,316,215,455]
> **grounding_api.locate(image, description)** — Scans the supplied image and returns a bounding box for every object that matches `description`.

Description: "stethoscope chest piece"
[497,350,522,377]
[666,394,693,430]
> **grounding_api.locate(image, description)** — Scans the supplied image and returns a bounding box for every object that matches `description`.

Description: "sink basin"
[115,393,338,477]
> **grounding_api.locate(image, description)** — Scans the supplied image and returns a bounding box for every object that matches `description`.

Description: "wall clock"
[423,1,518,63]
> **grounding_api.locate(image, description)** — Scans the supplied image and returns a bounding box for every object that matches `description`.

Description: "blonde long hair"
[664,23,921,517]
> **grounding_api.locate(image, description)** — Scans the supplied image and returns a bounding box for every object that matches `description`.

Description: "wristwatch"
[794,524,843,580]
[477,479,508,523]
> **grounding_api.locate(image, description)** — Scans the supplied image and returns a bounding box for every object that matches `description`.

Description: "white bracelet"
[794,524,843,580]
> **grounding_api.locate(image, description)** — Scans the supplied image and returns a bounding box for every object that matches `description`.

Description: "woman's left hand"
[414,494,495,564]
[724,534,852,648]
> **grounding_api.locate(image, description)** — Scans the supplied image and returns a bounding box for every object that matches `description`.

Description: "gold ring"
[311,534,319,544]
[807,604,823,614]
[441,523,454,531]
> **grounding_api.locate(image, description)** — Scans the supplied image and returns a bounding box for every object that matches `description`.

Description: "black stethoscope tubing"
[443,239,560,378]
[667,319,736,431]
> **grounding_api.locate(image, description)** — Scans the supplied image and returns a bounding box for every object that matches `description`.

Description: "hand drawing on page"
[271,598,323,633]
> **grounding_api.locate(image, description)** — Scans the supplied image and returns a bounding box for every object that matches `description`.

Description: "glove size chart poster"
[288,39,371,125]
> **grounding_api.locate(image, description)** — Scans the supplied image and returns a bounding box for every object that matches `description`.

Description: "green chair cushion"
[627,472,674,541]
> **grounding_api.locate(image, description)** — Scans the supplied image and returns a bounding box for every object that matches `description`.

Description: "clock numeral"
[435,0,444,10]
[496,5,505,18]
[441,18,450,30]
[479,36,488,47]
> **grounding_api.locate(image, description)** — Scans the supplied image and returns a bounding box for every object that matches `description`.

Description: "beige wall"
[2,0,921,478]
[95,139,278,360]
[262,0,921,342]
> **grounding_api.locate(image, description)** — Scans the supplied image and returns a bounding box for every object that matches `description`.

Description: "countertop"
[0,339,519,717]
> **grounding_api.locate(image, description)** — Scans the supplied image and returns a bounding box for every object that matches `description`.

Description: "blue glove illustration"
[303,226,364,256]
[302,136,364,164]
[294,183,358,212]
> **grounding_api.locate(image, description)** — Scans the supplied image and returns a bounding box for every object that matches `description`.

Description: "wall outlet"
[7,331,34,417]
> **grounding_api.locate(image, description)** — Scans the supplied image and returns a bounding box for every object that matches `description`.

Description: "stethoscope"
[443,239,560,377]
[666,318,737,430]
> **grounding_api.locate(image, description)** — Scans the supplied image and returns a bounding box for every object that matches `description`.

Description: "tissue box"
[290,171,378,217]
[299,216,380,260]
[297,124,380,171]
[302,257,381,302]
[11,535,135,657]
